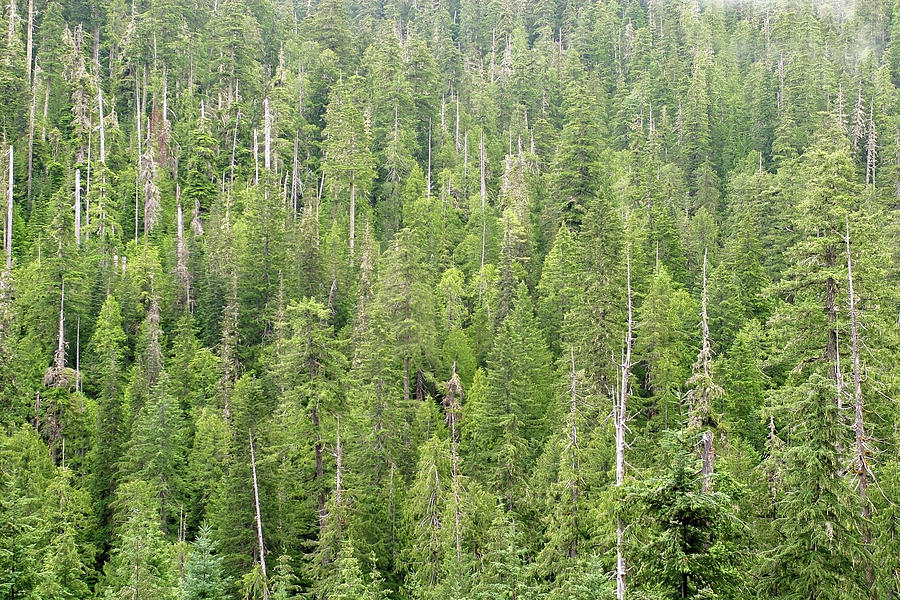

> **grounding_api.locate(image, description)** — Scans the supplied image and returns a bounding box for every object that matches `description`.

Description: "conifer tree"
[477,283,552,509]
[178,524,230,600]
[101,480,176,600]
[759,375,864,599]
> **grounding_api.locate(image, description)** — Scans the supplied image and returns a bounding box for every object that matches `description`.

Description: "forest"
[0,0,899,597]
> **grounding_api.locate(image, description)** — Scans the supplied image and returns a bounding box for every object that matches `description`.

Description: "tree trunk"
[249,430,269,598]
[349,173,355,264]
[74,168,81,244]
[568,347,580,559]
[615,247,633,600]
[846,217,873,589]
[26,70,35,209]
[253,128,259,186]
[479,130,486,272]
[98,88,106,164]
[263,97,271,171]
[291,132,299,216]
[135,72,141,243]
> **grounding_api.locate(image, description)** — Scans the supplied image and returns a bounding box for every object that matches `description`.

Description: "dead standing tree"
[686,250,723,493]
[846,216,874,589]
[442,362,464,565]
[614,247,634,600]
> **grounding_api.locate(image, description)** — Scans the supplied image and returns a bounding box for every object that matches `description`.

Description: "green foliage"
[628,434,746,600]
[179,524,230,600]
[1,2,899,599]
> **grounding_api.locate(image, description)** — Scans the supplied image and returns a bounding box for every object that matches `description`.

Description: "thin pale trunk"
[74,169,81,244]
[335,418,343,511]
[479,130,486,271]
[135,72,141,243]
[349,173,355,264]
[55,282,65,372]
[27,74,35,209]
[249,430,269,597]
[263,98,271,171]
[455,92,460,152]
[253,128,259,186]
[98,88,106,164]
[615,247,633,600]
[427,118,432,203]
[568,347,580,559]
[291,132,299,216]
[230,111,240,189]
[846,217,873,588]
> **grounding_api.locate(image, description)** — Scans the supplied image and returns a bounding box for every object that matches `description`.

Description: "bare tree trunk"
[335,418,343,511]
[349,174,356,264]
[615,247,633,600]
[291,132,299,216]
[444,363,464,565]
[55,282,65,372]
[135,73,141,243]
[479,130,486,272]
[74,168,81,244]
[27,70,35,209]
[568,346,580,559]
[426,118,432,203]
[249,430,269,598]
[227,112,238,191]
[688,250,720,493]
[85,116,91,238]
[455,92,460,153]
[263,98,271,171]
[846,217,873,589]
[253,128,259,186]
[98,88,106,164]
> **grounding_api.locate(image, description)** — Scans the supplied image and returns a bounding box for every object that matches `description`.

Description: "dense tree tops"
[0,0,899,598]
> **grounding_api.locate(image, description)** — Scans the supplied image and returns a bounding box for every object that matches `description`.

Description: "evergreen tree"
[178,524,230,600]
[759,375,865,599]
[100,480,176,600]
[476,283,552,510]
